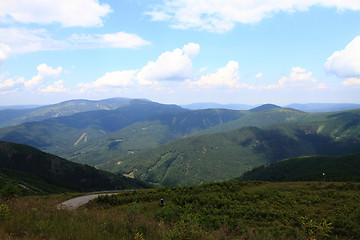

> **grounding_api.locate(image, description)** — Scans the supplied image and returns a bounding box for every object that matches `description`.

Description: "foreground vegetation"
[1,181,360,239]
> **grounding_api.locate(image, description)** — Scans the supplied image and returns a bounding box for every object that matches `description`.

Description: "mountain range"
[99,109,360,185]
[0,97,359,187]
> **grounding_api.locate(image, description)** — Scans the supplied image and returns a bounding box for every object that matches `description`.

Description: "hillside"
[0,141,149,192]
[192,107,307,136]
[0,100,244,165]
[0,168,71,195]
[100,109,360,186]
[0,97,133,128]
[238,153,360,182]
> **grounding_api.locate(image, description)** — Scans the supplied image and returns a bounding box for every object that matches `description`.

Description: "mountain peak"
[249,104,281,112]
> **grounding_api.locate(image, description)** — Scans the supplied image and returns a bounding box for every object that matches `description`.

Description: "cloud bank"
[147,0,360,33]
[0,0,112,27]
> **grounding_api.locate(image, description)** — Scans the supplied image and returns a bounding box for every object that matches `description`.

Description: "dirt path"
[58,190,134,210]
[58,194,103,210]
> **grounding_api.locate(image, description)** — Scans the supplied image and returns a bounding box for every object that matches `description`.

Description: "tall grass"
[1,182,360,239]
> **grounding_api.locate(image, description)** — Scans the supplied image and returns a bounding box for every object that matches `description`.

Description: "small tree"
[0,181,22,200]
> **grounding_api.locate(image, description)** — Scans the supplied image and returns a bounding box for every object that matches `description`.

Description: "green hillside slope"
[0,100,244,165]
[0,141,149,192]
[65,108,245,165]
[0,100,185,154]
[192,107,308,136]
[99,110,360,186]
[239,153,360,182]
[0,97,134,128]
[0,168,71,195]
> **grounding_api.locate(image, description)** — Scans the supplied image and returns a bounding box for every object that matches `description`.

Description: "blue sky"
[0,0,360,106]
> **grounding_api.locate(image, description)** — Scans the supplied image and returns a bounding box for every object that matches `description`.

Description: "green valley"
[100,109,360,186]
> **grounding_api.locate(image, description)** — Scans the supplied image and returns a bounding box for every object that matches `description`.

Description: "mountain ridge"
[0,141,149,192]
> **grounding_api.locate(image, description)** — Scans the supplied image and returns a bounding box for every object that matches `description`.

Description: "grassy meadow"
[1,181,360,239]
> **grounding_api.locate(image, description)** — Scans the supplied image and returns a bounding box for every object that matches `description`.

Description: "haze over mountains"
[0,97,359,187]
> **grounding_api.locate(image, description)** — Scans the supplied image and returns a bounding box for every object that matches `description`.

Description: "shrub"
[0,181,22,200]
[0,203,9,219]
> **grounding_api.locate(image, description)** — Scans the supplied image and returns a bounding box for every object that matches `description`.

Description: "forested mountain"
[238,153,360,182]
[0,97,133,127]
[0,141,149,192]
[0,100,244,165]
[0,98,359,186]
[99,109,360,186]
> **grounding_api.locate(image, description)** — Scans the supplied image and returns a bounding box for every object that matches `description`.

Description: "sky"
[0,0,360,106]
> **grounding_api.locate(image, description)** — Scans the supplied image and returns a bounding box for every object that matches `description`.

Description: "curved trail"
[58,194,102,210]
[58,190,134,210]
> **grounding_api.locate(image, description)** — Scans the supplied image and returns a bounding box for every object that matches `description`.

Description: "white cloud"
[0,28,150,61]
[79,70,137,90]
[0,28,66,54]
[324,36,360,78]
[264,67,326,89]
[0,76,25,94]
[0,0,111,27]
[40,80,67,93]
[256,72,263,79]
[189,61,247,88]
[25,63,63,88]
[0,43,10,66]
[69,32,151,49]
[78,43,200,91]
[137,43,199,84]
[0,63,64,94]
[147,0,360,33]
[342,77,360,87]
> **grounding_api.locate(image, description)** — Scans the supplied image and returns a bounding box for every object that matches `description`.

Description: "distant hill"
[0,105,42,110]
[99,109,360,186]
[182,102,256,110]
[249,104,281,112]
[238,153,360,182]
[192,107,306,136]
[0,97,133,127]
[286,103,360,113]
[0,141,149,192]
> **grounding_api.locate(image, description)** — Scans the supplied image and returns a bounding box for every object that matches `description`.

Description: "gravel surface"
[58,190,134,210]
[58,194,105,210]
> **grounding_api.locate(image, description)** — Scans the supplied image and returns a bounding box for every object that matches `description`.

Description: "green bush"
[0,203,9,219]
[0,181,22,200]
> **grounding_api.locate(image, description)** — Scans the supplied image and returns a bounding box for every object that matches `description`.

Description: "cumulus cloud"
[137,42,199,84]
[79,70,137,90]
[25,64,63,88]
[265,67,326,89]
[147,0,360,32]
[69,32,151,49]
[40,80,67,93]
[0,43,10,66]
[189,61,247,88]
[0,63,64,94]
[0,0,111,27]
[0,76,25,94]
[324,36,360,78]
[342,77,360,87]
